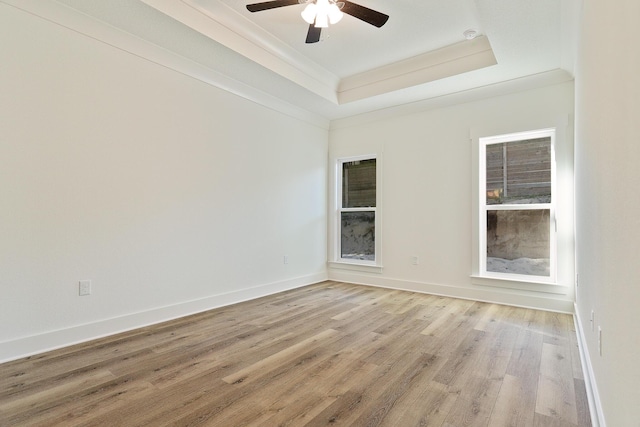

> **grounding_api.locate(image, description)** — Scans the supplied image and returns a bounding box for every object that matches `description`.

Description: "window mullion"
[487,203,551,211]
[341,207,376,213]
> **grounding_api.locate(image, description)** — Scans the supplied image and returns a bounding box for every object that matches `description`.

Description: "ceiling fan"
[246,0,389,44]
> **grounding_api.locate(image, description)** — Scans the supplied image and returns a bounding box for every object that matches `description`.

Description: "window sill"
[328,261,383,274]
[471,275,569,295]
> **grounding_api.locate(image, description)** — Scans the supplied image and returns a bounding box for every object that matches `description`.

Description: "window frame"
[333,154,380,268]
[478,128,558,284]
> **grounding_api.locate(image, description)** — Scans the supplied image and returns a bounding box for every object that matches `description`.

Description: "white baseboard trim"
[574,304,606,427]
[0,272,327,364]
[328,271,575,313]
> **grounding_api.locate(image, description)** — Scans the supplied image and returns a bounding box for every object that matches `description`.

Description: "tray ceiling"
[38,0,578,122]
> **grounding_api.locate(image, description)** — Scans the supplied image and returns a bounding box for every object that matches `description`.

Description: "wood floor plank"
[221,328,339,385]
[161,329,373,425]
[17,380,157,427]
[543,311,572,346]
[432,329,486,386]
[82,373,226,427]
[473,301,501,332]
[535,343,578,425]
[254,391,336,427]
[488,373,536,427]
[443,374,503,427]
[507,328,544,385]
[574,378,593,427]
[472,321,519,382]
[0,348,152,400]
[0,281,591,427]
[349,352,440,426]
[0,369,116,415]
[534,412,576,427]
[303,350,433,426]
[4,373,154,427]
[378,379,457,427]
[420,298,476,337]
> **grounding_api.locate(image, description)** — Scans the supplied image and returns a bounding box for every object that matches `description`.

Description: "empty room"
[1,0,638,426]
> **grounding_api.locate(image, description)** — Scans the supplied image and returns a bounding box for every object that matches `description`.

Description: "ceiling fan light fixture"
[328,3,343,24]
[246,0,388,44]
[301,3,317,24]
[314,0,330,27]
[301,0,343,28]
[315,13,328,27]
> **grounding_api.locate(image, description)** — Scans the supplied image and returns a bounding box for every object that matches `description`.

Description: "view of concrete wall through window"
[341,211,375,260]
[485,137,552,276]
[341,159,376,260]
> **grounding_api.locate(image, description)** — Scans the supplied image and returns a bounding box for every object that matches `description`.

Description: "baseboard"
[0,272,327,364]
[328,271,575,313]
[574,304,606,427]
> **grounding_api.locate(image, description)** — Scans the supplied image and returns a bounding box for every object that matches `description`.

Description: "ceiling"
[52,0,577,123]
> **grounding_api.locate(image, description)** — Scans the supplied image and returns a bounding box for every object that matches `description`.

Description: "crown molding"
[142,0,340,103]
[141,1,498,106]
[330,69,574,130]
[338,36,497,104]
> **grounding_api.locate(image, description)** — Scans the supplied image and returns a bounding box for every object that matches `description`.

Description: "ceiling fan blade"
[341,1,389,27]
[246,0,300,12]
[306,24,322,43]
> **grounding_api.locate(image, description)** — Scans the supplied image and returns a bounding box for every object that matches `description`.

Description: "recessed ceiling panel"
[51,0,574,121]
[213,0,485,78]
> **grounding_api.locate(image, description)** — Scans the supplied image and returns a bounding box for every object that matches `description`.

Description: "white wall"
[329,82,575,312]
[574,0,640,425]
[0,4,327,362]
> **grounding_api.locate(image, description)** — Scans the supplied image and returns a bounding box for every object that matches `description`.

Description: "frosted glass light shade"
[315,12,328,27]
[301,3,317,24]
[301,0,342,28]
[328,4,343,24]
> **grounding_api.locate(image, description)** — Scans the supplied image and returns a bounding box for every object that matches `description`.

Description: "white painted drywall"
[0,4,327,361]
[574,0,640,425]
[329,82,576,312]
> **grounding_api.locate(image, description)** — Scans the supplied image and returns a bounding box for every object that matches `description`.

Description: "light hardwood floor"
[0,281,591,426]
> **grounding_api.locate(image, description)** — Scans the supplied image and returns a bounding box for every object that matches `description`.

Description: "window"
[479,129,556,282]
[337,156,377,264]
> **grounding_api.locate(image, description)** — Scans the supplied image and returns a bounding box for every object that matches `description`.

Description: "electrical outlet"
[283,255,289,265]
[598,326,602,356]
[411,256,419,265]
[79,280,91,296]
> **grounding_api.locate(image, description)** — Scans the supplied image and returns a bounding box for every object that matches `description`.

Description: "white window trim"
[330,154,382,271]
[473,127,568,291]
[480,128,557,283]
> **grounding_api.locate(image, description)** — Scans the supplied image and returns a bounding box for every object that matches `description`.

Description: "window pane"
[341,211,375,260]
[486,209,550,276]
[343,159,376,208]
[486,137,551,205]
